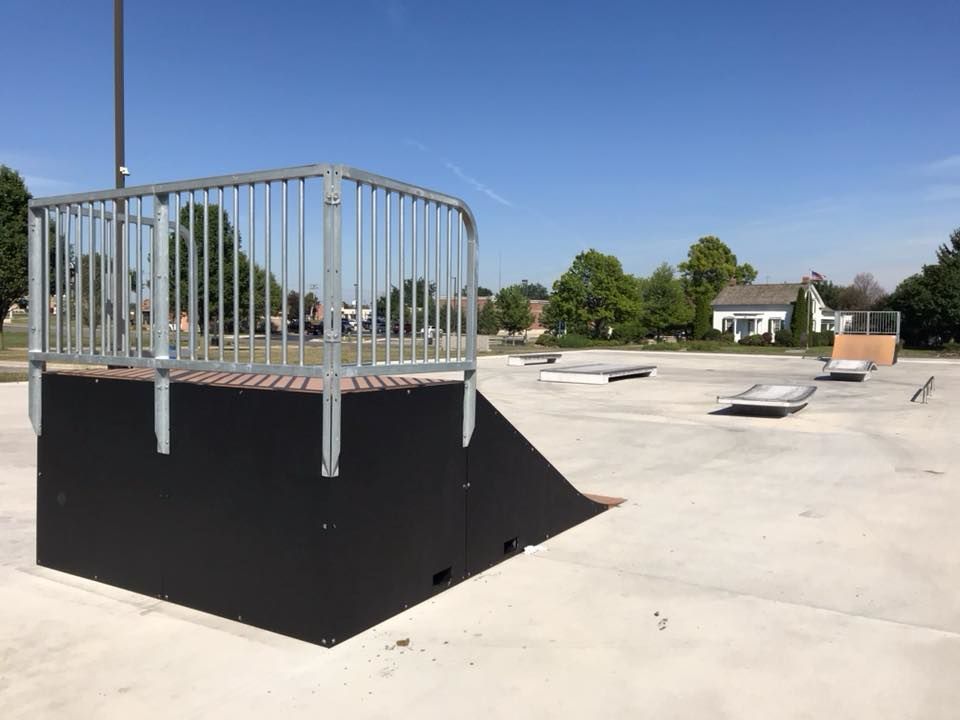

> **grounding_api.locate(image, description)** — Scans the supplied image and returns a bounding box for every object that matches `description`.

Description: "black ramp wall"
[37,372,610,646]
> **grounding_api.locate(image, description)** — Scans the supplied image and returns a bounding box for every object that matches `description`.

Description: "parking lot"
[1,350,958,719]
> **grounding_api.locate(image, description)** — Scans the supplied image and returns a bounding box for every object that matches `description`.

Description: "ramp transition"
[36,371,616,647]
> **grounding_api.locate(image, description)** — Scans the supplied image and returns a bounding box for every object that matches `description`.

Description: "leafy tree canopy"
[640,263,692,337]
[495,284,533,334]
[0,166,30,348]
[678,236,756,299]
[542,249,641,337]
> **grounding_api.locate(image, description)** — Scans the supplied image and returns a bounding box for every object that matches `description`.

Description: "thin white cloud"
[920,154,960,175]
[443,160,513,207]
[403,138,428,153]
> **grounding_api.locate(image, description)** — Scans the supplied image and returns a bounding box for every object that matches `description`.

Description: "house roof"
[712,283,806,307]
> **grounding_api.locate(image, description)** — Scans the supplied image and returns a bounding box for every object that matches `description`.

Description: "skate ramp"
[832,335,898,366]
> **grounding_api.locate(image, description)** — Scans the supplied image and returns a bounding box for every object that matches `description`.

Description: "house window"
[768,318,783,334]
[722,317,734,333]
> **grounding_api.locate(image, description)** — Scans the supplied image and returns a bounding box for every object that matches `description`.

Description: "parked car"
[391,320,412,335]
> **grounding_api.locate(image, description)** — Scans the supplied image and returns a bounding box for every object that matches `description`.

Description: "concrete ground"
[1,350,958,719]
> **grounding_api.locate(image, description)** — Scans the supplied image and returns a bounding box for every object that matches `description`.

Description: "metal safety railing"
[27,164,479,476]
[835,310,901,339]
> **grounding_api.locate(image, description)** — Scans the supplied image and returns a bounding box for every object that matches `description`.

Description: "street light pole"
[113,0,127,354]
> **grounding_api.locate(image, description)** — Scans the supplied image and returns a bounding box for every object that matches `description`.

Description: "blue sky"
[3,0,959,292]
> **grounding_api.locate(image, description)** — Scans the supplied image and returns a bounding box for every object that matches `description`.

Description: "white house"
[711,282,833,342]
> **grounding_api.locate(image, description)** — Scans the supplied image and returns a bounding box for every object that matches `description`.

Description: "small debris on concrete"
[657,617,669,631]
[396,638,410,647]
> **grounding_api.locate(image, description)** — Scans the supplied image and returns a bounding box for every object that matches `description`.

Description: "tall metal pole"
[113,0,127,354]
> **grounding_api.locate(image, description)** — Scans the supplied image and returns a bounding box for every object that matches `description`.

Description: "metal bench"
[507,353,561,366]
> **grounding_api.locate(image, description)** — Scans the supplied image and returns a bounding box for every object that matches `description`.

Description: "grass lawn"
[0,371,28,383]
[3,315,951,365]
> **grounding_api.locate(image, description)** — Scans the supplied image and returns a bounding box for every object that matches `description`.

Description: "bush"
[942,340,960,357]
[775,328,794,346]
[821,330,835,346]
[738,333,770,346]
[701,328,723,341]
[612,319,648,343]
[535,333,558,347]
[557,333,591,348]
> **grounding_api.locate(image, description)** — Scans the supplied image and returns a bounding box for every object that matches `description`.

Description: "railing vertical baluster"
[434,203,440,363]
[398,194,404,364]
[233,186,239,363]
[248,185,255,362]
[457,213,463,361]
[423,199,429,360]
[55,207,62,353]
[265,183,271,365]
[445,207,451,363]
[63,208,71,353]
[297,179,304,366]
[203,189,210,361]
[188,193,196,360]
[385,191,392,364]
[281,180,288,365]
[173,193,180,358]
[356,183,362,364]
[218,188,224,362]
[371,186,377,366]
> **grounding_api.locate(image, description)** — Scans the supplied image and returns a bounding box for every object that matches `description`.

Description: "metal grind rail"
[27,164,479,477]
[912,376,935,404]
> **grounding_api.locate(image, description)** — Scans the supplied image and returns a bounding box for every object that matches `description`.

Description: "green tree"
[0,166,30,349]
[640,263,693,338]
[495,284,533,335]
[376,278,436,322]
[477,299,499,334]
[169,203,280,332]
[790,286,811,342]
[935,227,960,265]
[678,236,757,298]
[692,292,713,339]
[887,230,960,345]
[476,285,494,297]
[542,249,642,338]
[517,281,549,300]
[812,279,842,308]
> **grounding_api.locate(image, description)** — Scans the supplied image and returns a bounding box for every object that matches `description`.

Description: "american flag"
[810,270,825,281]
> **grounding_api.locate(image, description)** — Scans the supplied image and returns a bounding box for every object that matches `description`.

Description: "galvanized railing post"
[462,211,478,447]
[322,166,343,477]
[28,207,46,435]
[153,193,171,454]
